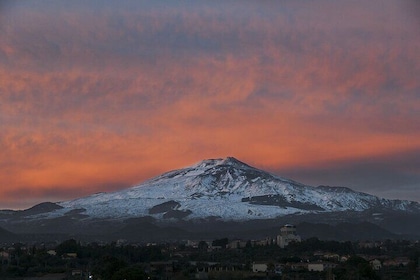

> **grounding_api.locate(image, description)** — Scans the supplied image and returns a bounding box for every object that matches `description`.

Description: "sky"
[0,0,419,210]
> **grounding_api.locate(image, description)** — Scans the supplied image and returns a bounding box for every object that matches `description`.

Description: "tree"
[334,256,380,280]
[56,239,79,256]
[93,255,127,279]
[212,238,229,248]
[198,241,209,251]
[111,265,148,280]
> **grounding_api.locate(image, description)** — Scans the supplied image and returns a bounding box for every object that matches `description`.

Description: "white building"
[276,224,301,248]
[370,259,382,271]
[252,262,268,273]
[308,262,337,272]
[308,263,324,272]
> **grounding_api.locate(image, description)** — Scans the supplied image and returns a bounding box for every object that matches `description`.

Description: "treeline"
[0,238,419,279]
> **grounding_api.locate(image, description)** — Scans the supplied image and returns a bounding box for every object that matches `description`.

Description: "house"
[47,250,57,256]
[0,251,9,265]
[62,252,77,259]
[370,259,382,270]
[340,255,350,262]
[228,240,248,249]
[359,241,381,249]
[308,262,337,272]
[252,262,268,273]
[71,270,82,276]
[308,263,324,272]
[323,253,340,261]
[254,238,272,246]
[288,262,308,271]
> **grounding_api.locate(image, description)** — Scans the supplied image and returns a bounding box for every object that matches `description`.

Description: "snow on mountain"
[47,157,419,221]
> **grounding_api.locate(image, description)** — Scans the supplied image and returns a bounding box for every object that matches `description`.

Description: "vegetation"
[0,238,418,279]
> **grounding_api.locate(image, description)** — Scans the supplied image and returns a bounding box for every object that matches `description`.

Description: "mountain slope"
[37,157,419,221]
[0,226,16,242]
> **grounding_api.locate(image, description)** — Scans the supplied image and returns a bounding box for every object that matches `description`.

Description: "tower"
[277,224,301,248]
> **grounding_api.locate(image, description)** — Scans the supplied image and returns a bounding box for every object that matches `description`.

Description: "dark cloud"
[274,149,420,202]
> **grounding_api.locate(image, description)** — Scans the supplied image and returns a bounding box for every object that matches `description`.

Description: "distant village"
[0,224,419,279]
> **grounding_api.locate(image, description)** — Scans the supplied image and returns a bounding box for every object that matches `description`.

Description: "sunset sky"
[1,0,419,210]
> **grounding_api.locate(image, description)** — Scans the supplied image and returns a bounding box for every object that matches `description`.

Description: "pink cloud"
[0,0,419,208]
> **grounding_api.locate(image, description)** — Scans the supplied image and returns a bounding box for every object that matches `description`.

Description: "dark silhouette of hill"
[297,222,398,241]
[18,202,63,217]
[0,226,16,242]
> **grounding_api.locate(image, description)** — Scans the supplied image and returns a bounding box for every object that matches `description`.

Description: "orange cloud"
[0,0,419,208]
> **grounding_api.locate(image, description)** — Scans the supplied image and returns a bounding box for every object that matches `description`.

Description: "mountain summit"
[1,157,420,242]
[40,157,418,221]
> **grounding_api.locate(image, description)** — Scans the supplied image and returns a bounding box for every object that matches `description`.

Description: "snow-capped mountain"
[37,157,419,222]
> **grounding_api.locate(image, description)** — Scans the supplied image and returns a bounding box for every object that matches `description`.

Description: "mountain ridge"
[38,157,420,221]
[1,157,419,242]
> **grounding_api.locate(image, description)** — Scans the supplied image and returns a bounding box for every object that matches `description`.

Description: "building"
[308,262,337,272]
[370,259,382,271]
[308,263,324,272]
[276,224,301,248]
[47,250,57,256]
[228,240,248,249]
[0,251,9,265]
[252,262,268,273]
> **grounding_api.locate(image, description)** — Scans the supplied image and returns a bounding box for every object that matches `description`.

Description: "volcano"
[1,157,419,242]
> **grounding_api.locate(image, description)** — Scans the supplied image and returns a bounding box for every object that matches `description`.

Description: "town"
[0,225,419,280]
